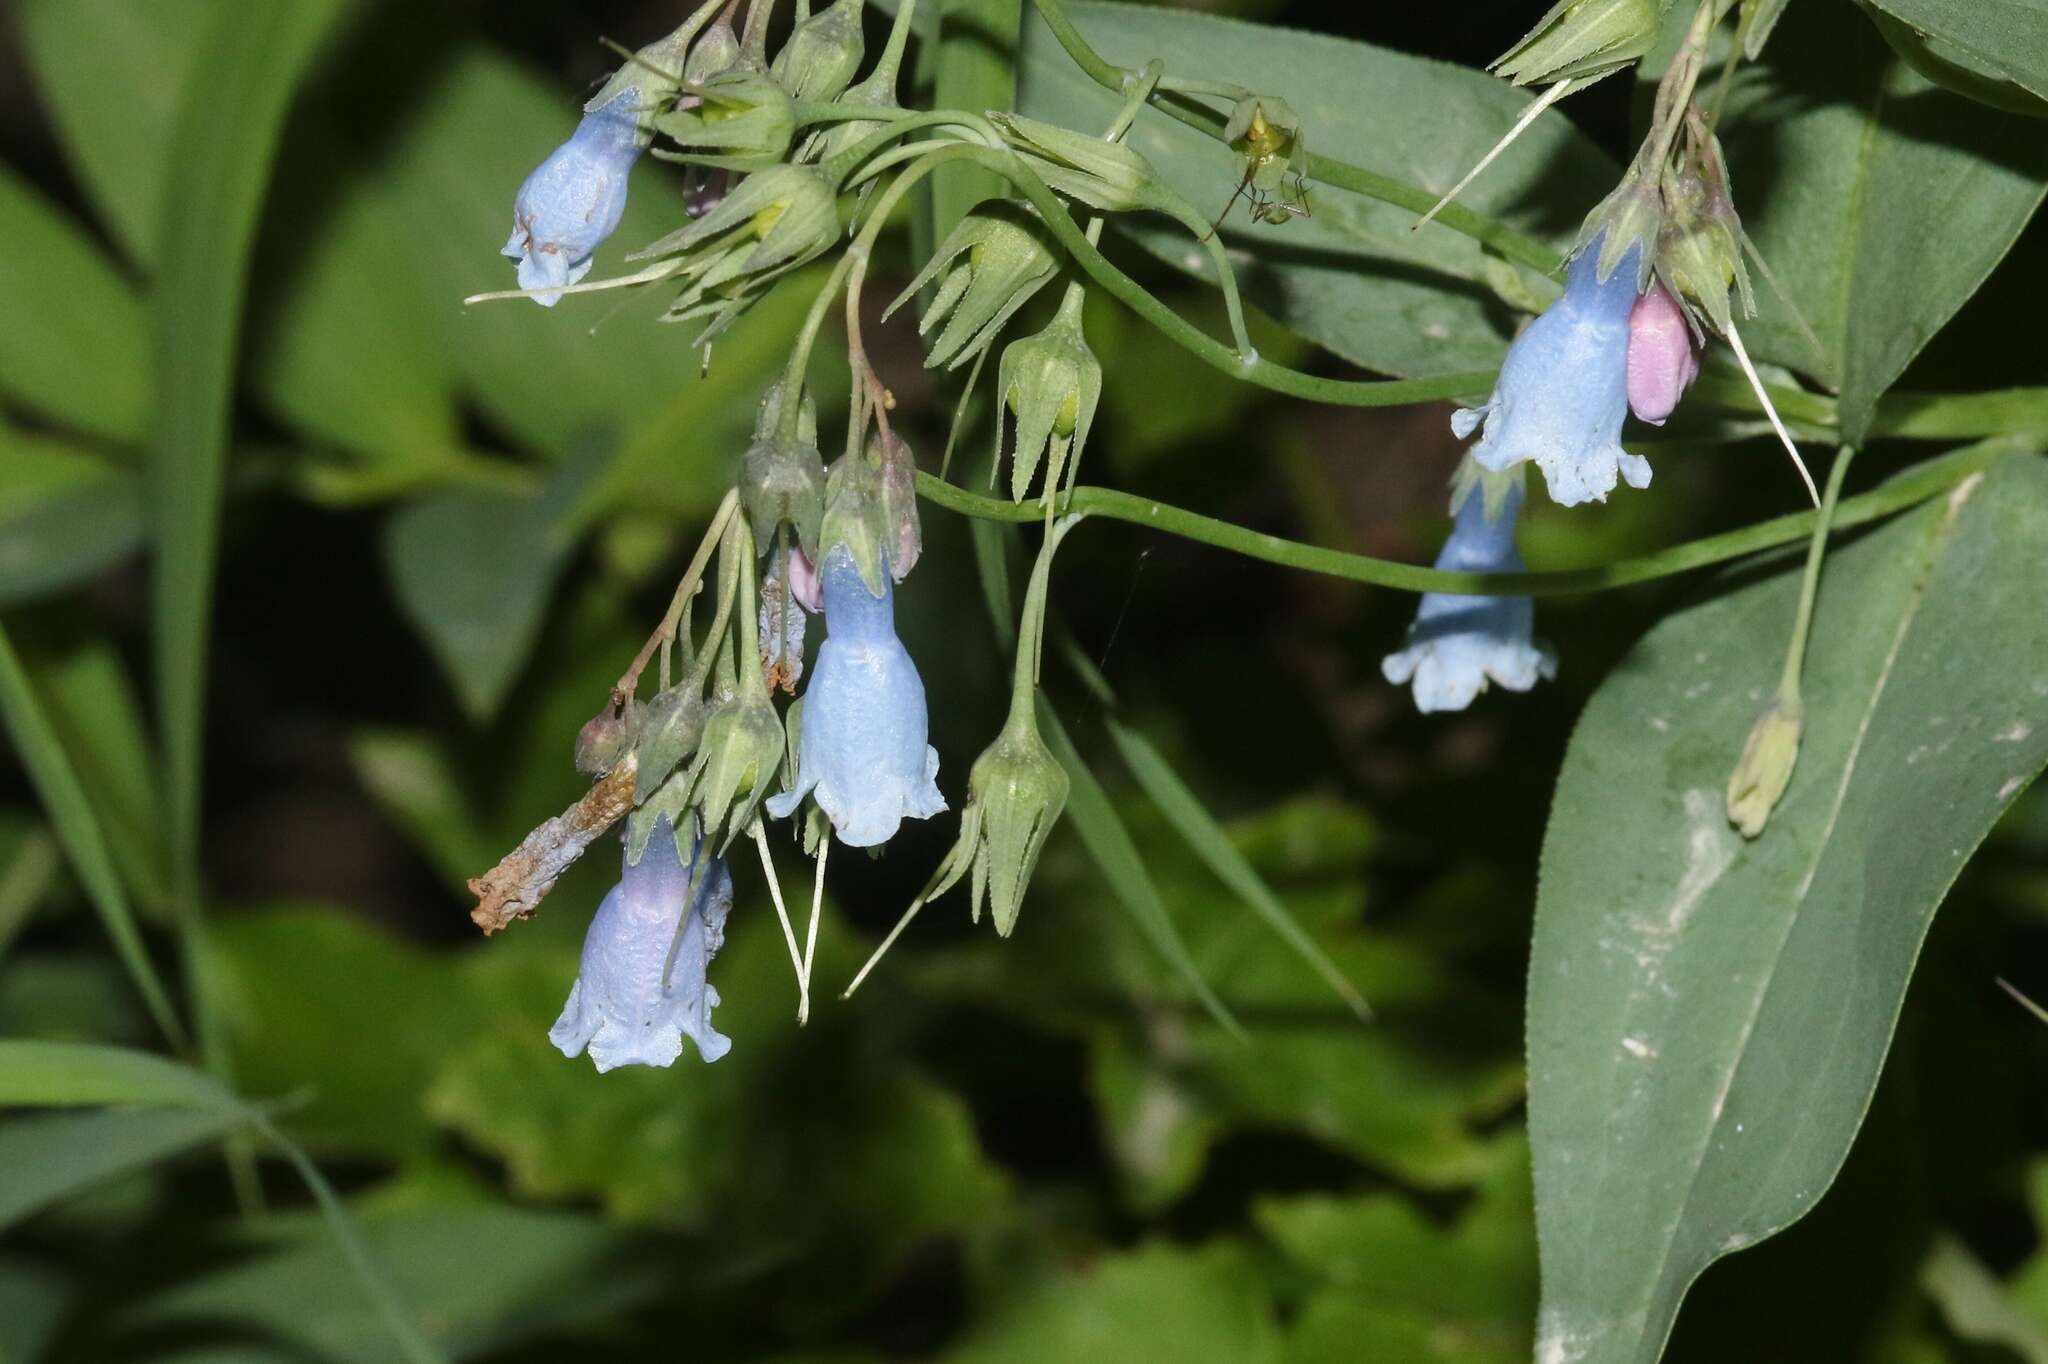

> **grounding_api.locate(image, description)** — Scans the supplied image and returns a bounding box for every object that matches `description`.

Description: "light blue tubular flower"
[1456,240,1648,507]
[550,814,734,1071]
[502,91,646,305]
[1382,479,1557,713]
[765,545,945,847]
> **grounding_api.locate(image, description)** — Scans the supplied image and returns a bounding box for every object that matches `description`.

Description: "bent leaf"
[1529,453,2048,1362]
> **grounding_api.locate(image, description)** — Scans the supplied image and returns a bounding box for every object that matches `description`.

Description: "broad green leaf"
[947,1239,1279,1364]
[1037,699,1240,1036]
[1016,3,1619,379]
[0,164,148,441]
[13,0,218,266]
[931,0,1023,241]
[1710,5,2048,440]
[1104,716,1370,1020]
[1857,0,2048,107]
[150,0,362,921]
[0,1256,75,1364]
[381,454,600,722]
[246,126,469,492]
[127,1203,624,1364]
[1528,454,2048,1363]
[1920,1235,2048,1363]
[0,431,144,608]
[0,1107,245,1232]
[1260,1137,1536,1362]
[1860,4,2048,117]
[0,625,185,1047]
[1082,800,1516,1205]
[207,906,475,1160]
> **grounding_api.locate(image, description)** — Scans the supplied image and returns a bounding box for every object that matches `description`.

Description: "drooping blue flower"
[502,91,646,305]
[550,814,734,1071]
[765,544,945,847]
[1457,240,1649,507]
[1382,481,1556,713]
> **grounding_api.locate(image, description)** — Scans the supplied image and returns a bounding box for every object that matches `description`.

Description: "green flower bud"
[684,7,742,85]
[1727,699,1802,838]
[655,69,796,170]
[770,0,866,103]
[818,443,891,596]
[921,711,1069,938]
[741,392,828,557]
[809,57,904,164]
[1655,150,1753,337]
[996,289,1100,503]
[575,695,635,777]
[685,689,787,850]
[989,112,1160,213]
[633,684,709,795]
[1494,0,1670,88]
[885,199,1060,370]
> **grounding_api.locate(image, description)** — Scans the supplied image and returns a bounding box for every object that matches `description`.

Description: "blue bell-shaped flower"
[1382,479,1557,713]
[550,814,734,1070]
[765,545,945,847]
[1457,239,1649,507]
[502,91,646,305]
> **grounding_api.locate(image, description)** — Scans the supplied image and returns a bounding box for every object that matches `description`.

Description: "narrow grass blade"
[0,625,187,1047]
[1105,717,1372,1022]
[1037,699,1242,1039]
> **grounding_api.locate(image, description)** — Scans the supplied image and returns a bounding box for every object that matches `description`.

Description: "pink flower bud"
[786,543,823,614]
[1626,283,1699,426]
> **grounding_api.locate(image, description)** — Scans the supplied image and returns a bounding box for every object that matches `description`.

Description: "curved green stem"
[1778,445,1856,699]
[1011,514,1086,715]
[915,437,2037,598]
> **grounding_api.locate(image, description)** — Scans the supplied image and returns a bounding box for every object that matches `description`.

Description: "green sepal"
[1493,0,1671,87]
[988,112,1161,213]
[770,0,867,103]
[885,199,1060,371]
[995,289,1101,503]
[655,69,797,170]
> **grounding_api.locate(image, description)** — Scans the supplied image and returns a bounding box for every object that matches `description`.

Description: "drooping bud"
[1726,699,1802,838]
[550,813,734,1071]
[575,695,636,777]
[770,0,866,103]
[502,93,645,303]
[655,69,796,170]
[740,386,828,557]
[1493,0,1668,88]
[764,545,945,848]
[884,200,1060,371]
[685,689,787,849]
[876,431,922,581]
[989,113,1159,213]
[1656,148,1752,338]
[960,714,1069,936]
[1626,280,1699,426]
[996,286,1101,504]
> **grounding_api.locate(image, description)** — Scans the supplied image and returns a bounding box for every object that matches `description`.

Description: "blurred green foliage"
[1,0,2047,1362]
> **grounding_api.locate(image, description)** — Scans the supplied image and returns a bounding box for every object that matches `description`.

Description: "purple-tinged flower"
[1456,240,1649,507]
[502,91,645,305]
[1382,480,1556,713]
[766,545,945,847]
[1627,280,1699,426]
[550,814,733,1071]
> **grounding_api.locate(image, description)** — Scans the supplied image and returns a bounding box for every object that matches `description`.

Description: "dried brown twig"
[467,757,638,934]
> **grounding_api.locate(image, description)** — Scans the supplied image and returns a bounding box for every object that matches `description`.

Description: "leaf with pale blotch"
[1530,454,2048,1363]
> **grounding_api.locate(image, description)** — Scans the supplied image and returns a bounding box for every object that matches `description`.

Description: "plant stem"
[1778,445,1856,700]
[915,436,2035,598]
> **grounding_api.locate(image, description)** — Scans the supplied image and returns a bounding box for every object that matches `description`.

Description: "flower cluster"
[467,0,1814,1070]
